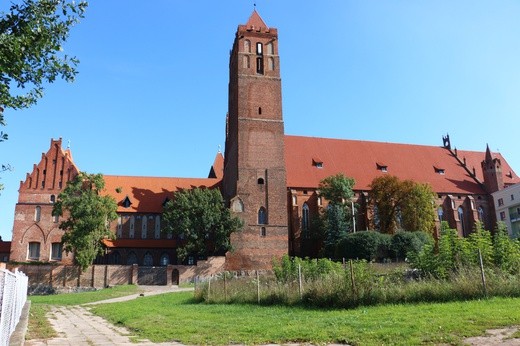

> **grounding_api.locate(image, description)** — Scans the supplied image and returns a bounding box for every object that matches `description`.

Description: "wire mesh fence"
[0,268,28,346]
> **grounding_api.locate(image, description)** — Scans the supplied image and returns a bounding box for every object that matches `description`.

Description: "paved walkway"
[25,286,189,346]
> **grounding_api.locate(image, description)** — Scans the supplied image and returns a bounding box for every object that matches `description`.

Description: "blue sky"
[1,1,519,241]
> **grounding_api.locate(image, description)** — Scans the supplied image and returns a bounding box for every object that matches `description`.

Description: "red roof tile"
[102,176,220,213]
[245,10,268,30]
[103,239,176,249]
[284,135,519,194]
[208,152,224,179]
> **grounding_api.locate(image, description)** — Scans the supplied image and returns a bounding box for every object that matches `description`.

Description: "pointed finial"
[67,139,71,149]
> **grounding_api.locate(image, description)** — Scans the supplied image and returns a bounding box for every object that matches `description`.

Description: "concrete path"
[25,286,188,346]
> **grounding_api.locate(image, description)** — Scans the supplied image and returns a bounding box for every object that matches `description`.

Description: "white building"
[492,183,520,237]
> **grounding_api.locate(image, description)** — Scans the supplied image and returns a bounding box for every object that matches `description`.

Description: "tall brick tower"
[481,144,504,193]
[223,10,288,270]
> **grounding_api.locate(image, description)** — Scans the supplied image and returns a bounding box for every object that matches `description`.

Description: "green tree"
[369,175,436,234]
[162,188,242,261]
[53,172,117,271]
[0,0,87,191]
[316,173,356,256]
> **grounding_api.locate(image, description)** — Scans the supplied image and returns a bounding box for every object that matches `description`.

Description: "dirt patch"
[464,327,520,345]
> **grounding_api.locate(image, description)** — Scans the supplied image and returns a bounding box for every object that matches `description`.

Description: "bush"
[390,231,433,261]
[336,231,391,261]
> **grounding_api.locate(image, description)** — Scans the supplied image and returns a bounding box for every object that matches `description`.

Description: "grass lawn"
[90,291,520,345]
[27,285,141,340]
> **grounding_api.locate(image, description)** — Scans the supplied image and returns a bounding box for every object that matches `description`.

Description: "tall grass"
[195,257,520,308]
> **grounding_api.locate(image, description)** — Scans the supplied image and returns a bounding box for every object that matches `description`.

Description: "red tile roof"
[284,135,519,194]
[245,10,268,30]
[208,152,224,179]
[102,176,220,213]
[103,239,176,249]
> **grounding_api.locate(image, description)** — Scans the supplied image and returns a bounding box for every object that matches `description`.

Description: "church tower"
[223,10,288,270]
[481,144,504,193]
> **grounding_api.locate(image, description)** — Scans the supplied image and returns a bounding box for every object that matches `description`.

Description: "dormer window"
[434,166,445,175]
[376,163,388,173]
[122,196,132,208]
[312,158,323,168]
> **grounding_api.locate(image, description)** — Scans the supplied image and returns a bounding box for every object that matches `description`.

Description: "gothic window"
[243,55,250,68]
[458,206,467,236]
[143,252,153,266]
[478,206,485,223]
[129,216,135,238]
[127,252,138,265]
[256,42,263,55]
[256,57,264,74]
[51,242,62,260]
[117,216,123,238]
[141,215,147,239]
[155,215,161,239]
[437,207,444,221]
[258,207,267,225]
[302,203,310,238]
[112,251,121,265]
[244,39,251,53]
[28,242,40,260]
[34,206,41,222]
[266,42,273,54]
[268,57,275,71]
[160,253,170,266]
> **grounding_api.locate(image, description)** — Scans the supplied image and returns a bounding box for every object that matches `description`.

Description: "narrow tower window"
[256,57,264,74]
[266,42,273,55]
[258,207,267,225]
[256,42,263,55]
[268,57,275,71]
[34,206,41,222]
[258,107,262,115]
[302,203,310,238]
[243,55,250,68]
[244,39,251,53]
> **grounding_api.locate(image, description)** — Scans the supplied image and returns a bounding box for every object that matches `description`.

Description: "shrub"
[390,231,433,261]
[336,231,391,261]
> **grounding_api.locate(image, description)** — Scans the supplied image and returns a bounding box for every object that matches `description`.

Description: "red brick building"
[8,11,520,269]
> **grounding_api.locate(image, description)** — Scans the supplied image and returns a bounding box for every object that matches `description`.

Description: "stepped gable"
[284,135,519,193]
[102,175,220,213]
[18,138,79,194]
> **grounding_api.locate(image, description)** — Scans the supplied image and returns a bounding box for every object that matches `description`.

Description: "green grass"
[91,291,520,345]
[26,304,56,340]
[30,285,140,305]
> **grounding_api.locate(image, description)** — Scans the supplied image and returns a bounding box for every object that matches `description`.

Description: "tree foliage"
[53,172,117,271]
[316,174,356,255]
[369,175,436,234]
[162,188,242,261]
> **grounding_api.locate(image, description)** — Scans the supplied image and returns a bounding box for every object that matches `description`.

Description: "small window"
[256,57,264,74]
[312,158,323,168]
[498,198,504,207]
[500,211,506,221]
[53,214,59,223]
[28,242,40,260]
[160,253,170,266]
[244,39,251,53]
[317,196,322,206]
[187,256,195,266]
[435,168,445,175]
[143,252,153,266]
[257,177,265,185]
[512,194,515,201]
[122,196,132,208]
[258,107,262,115]
[478,206,485,222]
[41,181,45,188]
[141,216,147,239]
[266,42,273,55]
[34,206,41,222]
[261,227,266,237]
[51,242,62,260]
[50,195,56,203]
[256,42,263,55]
[258,207,267,225]
[129,216,135,238]
[268,57,274,71]
[243,55,250,68]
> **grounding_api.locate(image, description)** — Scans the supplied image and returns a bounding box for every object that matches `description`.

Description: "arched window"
[258,207,267,224]
[244,39,251,53]
[50,195,55,203]
[141,215,147,239]
[266,42,273,55]
[112,251,121,265]
[302,203,310,238]
[127,252,138,265]
[129,216,135,238]
[256,42,263,55]
[458,206,467,236]
[437,207,444,221]
[257,177,264,185]
[155,215,161,239]
[478,206,485,223]
[160,253,170,266]
[243,55,250,68]
[268,57,275,71]
[143,252,153,266]
[117,216,123,237]
[34,206,41,222]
